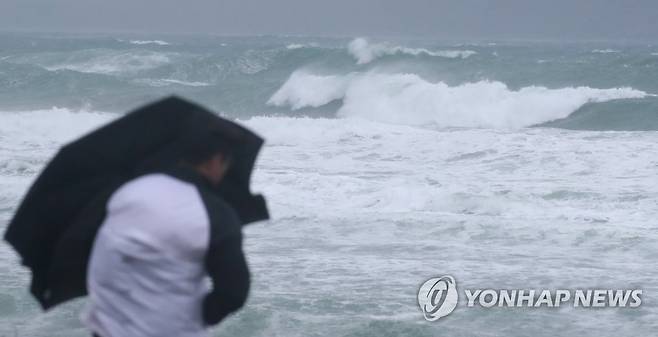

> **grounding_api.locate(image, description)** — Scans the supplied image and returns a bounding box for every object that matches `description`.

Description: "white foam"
[268,71,648,128]
[286,44,305,50]
[0,108,115,150]
[0,108,115,188]
[347,37,476,64]
[240,115,658,223]
[267,71,354,109]
[236,50,275,74]
[136,78,212,87]
[2,108,658,336]
[592,49,620,54]
[128,40,170,46]
[161,79,210,86]
[285,42,321,50]
[44,50,171,75]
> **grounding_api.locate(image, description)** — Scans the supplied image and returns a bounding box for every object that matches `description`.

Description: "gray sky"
[1,0,656,40]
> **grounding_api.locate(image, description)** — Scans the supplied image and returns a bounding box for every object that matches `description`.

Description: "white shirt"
[82,173,212,337]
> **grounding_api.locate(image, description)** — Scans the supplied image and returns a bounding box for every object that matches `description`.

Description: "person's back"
[83,165,249,337]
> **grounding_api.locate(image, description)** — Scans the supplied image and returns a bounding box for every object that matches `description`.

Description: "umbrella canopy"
[4,96,268,309]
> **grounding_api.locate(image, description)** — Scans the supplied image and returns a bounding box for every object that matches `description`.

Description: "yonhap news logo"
[417,276,459,321]
[417,275,642,322]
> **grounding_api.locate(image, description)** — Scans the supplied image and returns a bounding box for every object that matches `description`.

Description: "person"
[82,132,250,337]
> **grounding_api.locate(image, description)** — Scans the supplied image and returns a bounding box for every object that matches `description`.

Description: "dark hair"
[180,131,233,165]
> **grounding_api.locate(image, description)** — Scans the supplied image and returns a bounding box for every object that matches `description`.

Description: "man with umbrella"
[4,97,269,337]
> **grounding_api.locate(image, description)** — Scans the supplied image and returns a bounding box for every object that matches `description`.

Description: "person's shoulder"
[196,188,242,237]
[109,173,199,209]
[119,173,193,194]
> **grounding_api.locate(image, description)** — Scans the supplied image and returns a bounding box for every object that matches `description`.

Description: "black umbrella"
[3,96,268,309]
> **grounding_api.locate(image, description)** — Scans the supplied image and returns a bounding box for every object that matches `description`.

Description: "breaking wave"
[347,38,476,64]
[2,34,658,131]
[268,71,354,109]
[135,78,212,87]
[268,71,649,128]
[128,40,170,46]
[40,50,172,75]
[286,44,305,50]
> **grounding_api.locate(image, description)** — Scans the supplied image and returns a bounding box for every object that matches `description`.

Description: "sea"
[0,32,657,336]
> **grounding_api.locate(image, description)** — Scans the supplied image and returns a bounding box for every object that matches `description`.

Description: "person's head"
[180,132,233,186]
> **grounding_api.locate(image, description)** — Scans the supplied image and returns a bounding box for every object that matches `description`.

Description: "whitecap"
[268,70,648,129]
[136,78,211,87]
[286,44,306,50]
[347,37,476,64]
[43,50,171,75]
[128,40,170,46]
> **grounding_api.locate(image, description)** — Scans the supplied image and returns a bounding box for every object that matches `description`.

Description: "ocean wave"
[128,40,170,46]
[267,72,354,109]
[136,78,212,87]
[42,50,171,75]
[286,43,319,50]
[0,107,113,140]
[347,38,476,64]
[592,49,620,54]
[286,44,306,50]
[235,49,278,74]
[268,70,649,128]
[0,108,114,175]
[242,115,658,216]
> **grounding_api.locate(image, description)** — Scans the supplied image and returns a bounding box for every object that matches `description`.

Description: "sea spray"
[269,71,648,128]
[347,37,476,64]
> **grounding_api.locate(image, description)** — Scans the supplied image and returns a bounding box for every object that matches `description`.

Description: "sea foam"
[348,38,476,64]
[592,49,620,54]
[269,71,648,128]
[43,50,171,75]
[129,40,170,46]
